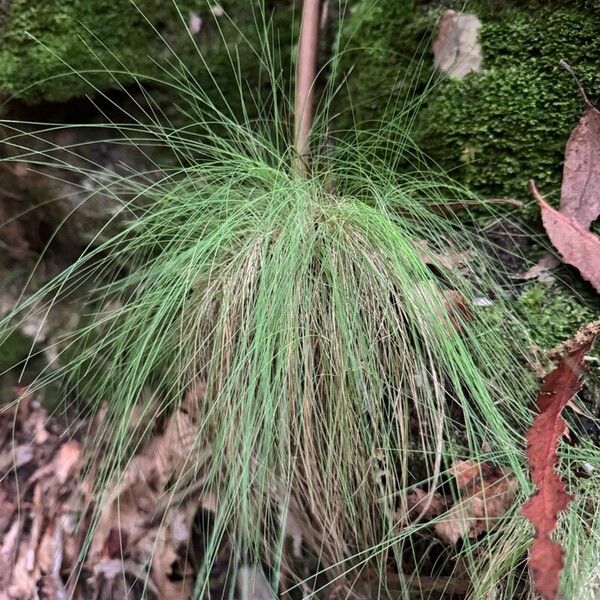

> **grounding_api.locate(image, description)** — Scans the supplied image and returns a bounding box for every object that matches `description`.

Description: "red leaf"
[522,339,596,600]
[531,181,600,293]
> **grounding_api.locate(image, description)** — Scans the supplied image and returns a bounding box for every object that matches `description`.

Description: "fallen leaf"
[434,460,517,544]
[560,107,600,230]
[0,444,34,472]
[522,337,597,600]
[417,239,471,270]
[92,558,160,598]
[511,253,560,284]
[412,282,473,335]
[405,487,446,520]
[443,289,473,333]
[415,242,474,331]
[36,520,59,575]
[451,459,491,487]
[530,105,600,293]
[0,387,208,599]
[0,489,15,531]
[30,439,82,486]
[54,441,82,484]
[531,181,600,293]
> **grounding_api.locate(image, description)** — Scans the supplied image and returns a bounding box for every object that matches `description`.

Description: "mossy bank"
[338,0,600,205]
[0,0,293,105]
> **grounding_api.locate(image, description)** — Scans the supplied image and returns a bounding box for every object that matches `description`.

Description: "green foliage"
[1,0,161,100]
[0,0,276,103]
[416,4,600,204]
[338,1,600,204]
[517,283,596,350]
[0,10,543,594]
[335,0,433,128]
[2,3,600,597]
[516,280,600,393]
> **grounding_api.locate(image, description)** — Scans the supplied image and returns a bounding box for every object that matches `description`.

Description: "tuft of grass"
[1,1,599,597]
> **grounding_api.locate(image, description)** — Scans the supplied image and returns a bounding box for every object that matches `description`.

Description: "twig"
[548,317,600,363]
[412,402,444,526]
[559,59,600,115]
[529,178,545,205]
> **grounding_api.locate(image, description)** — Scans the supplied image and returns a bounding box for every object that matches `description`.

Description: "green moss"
[416,4,600,206]
[517,283,597,350]
[335,0,433,129]
[0,328,32,373]
[337,1,600,205]
[516,281,600,393]
[0,0,266,103]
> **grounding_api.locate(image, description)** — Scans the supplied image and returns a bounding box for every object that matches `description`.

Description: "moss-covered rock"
[337,0,600,204]
[0,0,275,103]
[0,0,180,101]
[418,3,600,205]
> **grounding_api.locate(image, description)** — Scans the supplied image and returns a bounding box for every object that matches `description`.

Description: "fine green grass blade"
[1,2,598,598]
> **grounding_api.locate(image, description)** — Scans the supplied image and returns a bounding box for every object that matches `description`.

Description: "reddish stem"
[294,0,321,172]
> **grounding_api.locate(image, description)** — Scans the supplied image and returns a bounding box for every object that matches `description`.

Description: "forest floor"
[0,387,239,600]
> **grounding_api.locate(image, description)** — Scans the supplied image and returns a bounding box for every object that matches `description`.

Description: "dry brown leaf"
[84,399,205,597]
[531,181,600,293]
[434,461,517,544]
[415,242,474,332]
[37,521,58,575]
[38,575,68,600]
[413,282,473,336]
[444,289,473,333]
[54,441,82,484]
[451,459,495,488]
[511,253,560,284]
[0,387,208,599]
[92,558,160,598]
[0,395,82,598]
[29,439,82,487]
[0,444,33,473]
[417,239,471,270]
[530,106,600,294]
[406,487,446,520]
[12,390,50,444]
[0,521,21,594]
[0,489,15,531]
[560,107,600,229]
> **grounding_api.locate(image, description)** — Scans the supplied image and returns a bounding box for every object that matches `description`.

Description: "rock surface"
[432,10,482,79]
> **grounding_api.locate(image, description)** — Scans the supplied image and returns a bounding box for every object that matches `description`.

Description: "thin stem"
[294,0,321,172]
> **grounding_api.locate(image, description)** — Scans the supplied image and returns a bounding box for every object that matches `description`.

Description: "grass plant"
[1,1,599,598]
